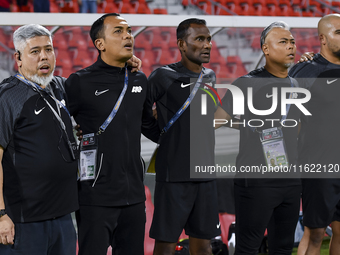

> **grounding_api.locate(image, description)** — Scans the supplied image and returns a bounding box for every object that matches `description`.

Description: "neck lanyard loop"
[249,76,295,133]
[161,70,204,135]
[15,73,75,160]
[97,68,129,135]
[15,74,70,117]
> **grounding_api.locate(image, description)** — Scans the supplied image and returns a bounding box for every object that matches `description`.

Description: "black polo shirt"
[0,75,78,223]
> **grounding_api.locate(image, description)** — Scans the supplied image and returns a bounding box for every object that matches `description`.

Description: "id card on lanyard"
[79,68,128,181]
[260,127,288,169]
[257,77,294,170]
[79,133,98,181]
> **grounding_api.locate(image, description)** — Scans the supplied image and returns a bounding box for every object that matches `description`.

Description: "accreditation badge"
[259,127,289,170]
[79,133,98,181]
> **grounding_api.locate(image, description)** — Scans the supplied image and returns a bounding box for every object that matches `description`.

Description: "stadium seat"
[56,50,73,70]
[151,34,169,50]
[69,34,88,51]
[332,1,340,13]
[100,0,119,13]
[70,49,92,69]
[227,55,248,78]
[60,0,79,13]
[52,34,68,51]
[251,34,261,50]
[239,0,256,15]
[19,2,34,12]
[213,0,230,15]
[320,0,331,14]
[50,1,60,12]
[219,213,235,246]
[132,0,152,14]
[153,8,168,14]
[158,50,175,66]
[134,34,152,51]
[116,0,136,13]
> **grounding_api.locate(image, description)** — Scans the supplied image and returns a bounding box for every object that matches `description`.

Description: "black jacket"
[65,57,159,206]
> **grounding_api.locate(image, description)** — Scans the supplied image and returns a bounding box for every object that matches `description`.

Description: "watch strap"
[0,209,6,218]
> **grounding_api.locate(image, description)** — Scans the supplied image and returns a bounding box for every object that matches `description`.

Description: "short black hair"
[176,18,207,40]
[90,13,120,52]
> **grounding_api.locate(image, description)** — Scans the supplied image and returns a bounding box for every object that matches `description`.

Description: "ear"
[95,38,105,52]
[14,52,22,68]
[177,39,186,53]
[262,43,269,55]
[319,34,326,45]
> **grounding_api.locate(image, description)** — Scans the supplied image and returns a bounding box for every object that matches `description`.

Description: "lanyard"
[98,68,128,135]
[249,76,295,133]
[15,74,70,117]
[15,73,75,160]
[161,70,204,135]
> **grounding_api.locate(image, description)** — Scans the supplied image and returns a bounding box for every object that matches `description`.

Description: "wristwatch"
[0,209,6,218]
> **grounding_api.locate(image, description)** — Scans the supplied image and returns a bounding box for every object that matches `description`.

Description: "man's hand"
[152,104,157,120]
[0,215,15,245]
[127,55,142,73]
[75,124,83,141]
[297,52,315,63]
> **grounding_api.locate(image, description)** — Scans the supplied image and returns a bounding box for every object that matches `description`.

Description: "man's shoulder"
[148,63,179,84]
[231,67,264,86]
[0,76,30,110]
[0,75,25,94]
[202,66,216,80]
[289,53,326,78]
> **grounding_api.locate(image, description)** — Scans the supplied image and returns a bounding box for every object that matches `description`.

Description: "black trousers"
[234,184,301,255]
[76,202,146,255]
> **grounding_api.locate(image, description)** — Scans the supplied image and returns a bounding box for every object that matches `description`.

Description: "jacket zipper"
[92,153,103,188]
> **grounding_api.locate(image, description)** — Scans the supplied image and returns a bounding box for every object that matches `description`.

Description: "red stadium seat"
[68,34,88,51]
[153,8,168,14]
[101,1,119,13]
[19,2,34,12]
[56,50,73,69]
[70,49,92,69]
[151,34,169,50]
[116,0,135,13]
[321,1,331,15]
[132,0,152,14]
[332,1,340,13]
[50,1,60,12]
[60,0,79,13]
[227,55,248,78]
[219,213,235,246]
[134,34,152,51]
[158,50,175,66]
[52,34,68,51]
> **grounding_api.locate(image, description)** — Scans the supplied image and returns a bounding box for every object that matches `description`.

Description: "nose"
[40,50,48,60]
[124,30,132,40]
[204,40,212,49]
[287,41,295,49]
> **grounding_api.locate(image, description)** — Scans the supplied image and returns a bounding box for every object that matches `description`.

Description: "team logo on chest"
[131,86,142,93]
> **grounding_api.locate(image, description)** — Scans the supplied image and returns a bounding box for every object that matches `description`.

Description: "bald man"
[289,14,340,255]
[215,21,301,254]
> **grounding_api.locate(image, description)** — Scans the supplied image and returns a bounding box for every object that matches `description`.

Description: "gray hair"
[13,24,52,52]
[260,21,290,48]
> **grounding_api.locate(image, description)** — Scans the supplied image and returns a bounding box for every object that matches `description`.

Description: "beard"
[284,62,294,68]
[28,71,54,87]
[333,49,340,58]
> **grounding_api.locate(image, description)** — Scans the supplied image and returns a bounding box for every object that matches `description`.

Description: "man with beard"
[289,14,340,255]
[148,18,220,255]
[0,24,78,254]
[215,21,302,254]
